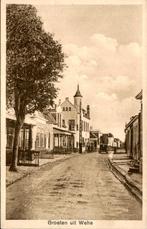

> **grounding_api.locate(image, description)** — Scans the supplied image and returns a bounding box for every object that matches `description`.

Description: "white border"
[1,0,147,228]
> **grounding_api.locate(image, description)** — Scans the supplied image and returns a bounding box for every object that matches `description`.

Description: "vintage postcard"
[1,0,147,228]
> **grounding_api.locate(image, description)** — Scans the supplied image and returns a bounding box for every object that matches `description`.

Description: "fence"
[17,149,40,166]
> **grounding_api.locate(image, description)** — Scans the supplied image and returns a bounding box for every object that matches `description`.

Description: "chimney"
[87,105,90,119]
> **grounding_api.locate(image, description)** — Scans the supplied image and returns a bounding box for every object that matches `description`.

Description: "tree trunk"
[9,92,25,172]
[9,120,23,172]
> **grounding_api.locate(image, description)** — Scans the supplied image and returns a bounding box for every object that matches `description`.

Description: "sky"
[36,4,142,141]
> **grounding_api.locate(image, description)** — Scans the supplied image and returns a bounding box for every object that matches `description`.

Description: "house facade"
[59,85,91,152]
[6,85,91,165]
[6,109,53,164]
[6,107,75,165]
[89,130,101,152]
[125,90,142,173]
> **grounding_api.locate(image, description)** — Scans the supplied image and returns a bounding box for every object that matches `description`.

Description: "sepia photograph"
[1,0,147,228]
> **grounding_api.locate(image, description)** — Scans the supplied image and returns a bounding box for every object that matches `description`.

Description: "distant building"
[107,133,114,147]
[99,133,114,153]
[58,85,91,152]
[89,130,101,152]
[113,138,121,148]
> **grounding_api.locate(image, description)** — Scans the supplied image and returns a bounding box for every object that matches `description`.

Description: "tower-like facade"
[74,84,82,113]
[74,85,83,152]
[60,84,90,152]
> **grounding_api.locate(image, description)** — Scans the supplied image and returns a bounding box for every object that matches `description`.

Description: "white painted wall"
[108,137,114,146]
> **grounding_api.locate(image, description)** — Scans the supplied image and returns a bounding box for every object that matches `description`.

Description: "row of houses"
[89,130,122,152]
[6,84,124,165]
[124,90,143,173]
[6,85,91,164]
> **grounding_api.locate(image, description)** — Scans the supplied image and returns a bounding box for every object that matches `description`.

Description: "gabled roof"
[135,90,142,100]
[42,111,56,124]
[125,115,138,130]
[60,98,76,109]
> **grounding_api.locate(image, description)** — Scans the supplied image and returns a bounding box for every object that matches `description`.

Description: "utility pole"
[79,100,82,154]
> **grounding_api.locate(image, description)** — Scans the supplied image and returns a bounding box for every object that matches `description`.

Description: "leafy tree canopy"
[7,4,65,115]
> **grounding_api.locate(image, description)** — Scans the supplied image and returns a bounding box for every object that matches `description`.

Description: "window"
[82,121,84,131]
[58,113,60,126]
[40,133,44,147]
[19,129,24,149]
[35,133,40,148]
[63,136,66,146]
[7,127,14,148]
[62,119,65,127]
[48,133,50,148]
[59,114,61,127]
[66,107,68,111]
[44,134,46,148]
[77,124,78,131]
[69,107,71,111]
[82,137,85,146]
[85,122,87,132]
[63,107,65,111]
[35,132,46,148]
[69,119,75,131]
[54,134,59,147]
[24,129,29,149]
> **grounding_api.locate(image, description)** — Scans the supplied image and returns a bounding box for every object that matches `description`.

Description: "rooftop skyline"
[36,4,142,140]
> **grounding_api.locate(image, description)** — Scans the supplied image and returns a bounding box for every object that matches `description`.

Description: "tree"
[7,4,65,171]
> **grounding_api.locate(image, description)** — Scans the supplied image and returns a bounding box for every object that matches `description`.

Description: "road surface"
[6,153,142,220]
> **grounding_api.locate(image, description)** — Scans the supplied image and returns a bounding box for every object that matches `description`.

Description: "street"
[6,153,142,220]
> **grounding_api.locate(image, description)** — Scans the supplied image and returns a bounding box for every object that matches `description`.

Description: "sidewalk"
[6,153,76,187]
[107,153,142,202]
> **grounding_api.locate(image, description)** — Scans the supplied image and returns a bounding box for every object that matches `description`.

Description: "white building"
[6,107,75,165]
[59,85,91,152]
[6,85,91,166]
